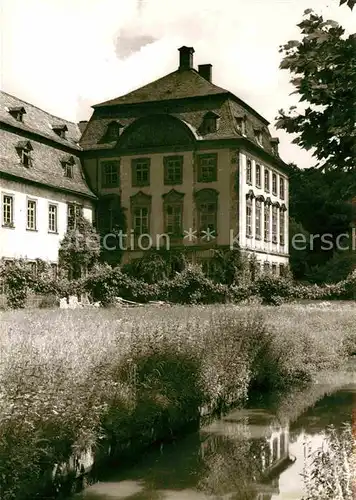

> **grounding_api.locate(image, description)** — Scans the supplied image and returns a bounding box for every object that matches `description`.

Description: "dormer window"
[61,155,75,178]
[201,112,219,134]
[16,141,33,167]
[254,128,263,146]
[271,137,280,156]
[235,115,246,135]
[52,124,68,139]
[8,106,26,122]
[105,121,123,141]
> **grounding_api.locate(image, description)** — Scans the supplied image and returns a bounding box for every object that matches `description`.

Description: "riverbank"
[1,303,355,499]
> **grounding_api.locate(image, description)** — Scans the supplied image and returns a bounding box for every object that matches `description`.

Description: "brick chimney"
[178,46,194,70]
[198,64,212,82]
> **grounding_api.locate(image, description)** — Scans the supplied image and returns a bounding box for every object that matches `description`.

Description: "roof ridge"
[93,68,228,108]
[0,90,78,126]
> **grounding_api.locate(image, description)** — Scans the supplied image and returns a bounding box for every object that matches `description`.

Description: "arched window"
[201,111,219,134]
[105,121,123,141]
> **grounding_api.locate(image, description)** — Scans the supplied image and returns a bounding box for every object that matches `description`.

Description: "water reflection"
[75,386,355,500]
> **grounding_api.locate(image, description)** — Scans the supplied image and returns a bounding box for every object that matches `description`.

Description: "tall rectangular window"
[21,149,32,167]
[164,204,182,235]
[272,205,278,243]
[63,164,73,178]
[264,204,270,242]
[280,209,285,245]
[132,158,150,187]
[199,202,217,233]
[197,154,217,182]
[256,164,261,188]
[246,199,252,237]
[164,156,183,185]
[133,207,149,235]
[27,200,37,230]
[2,195,14,226]
[102,161,119,188]
[255,200,262,239]
[246,158,252,184]
[264,168,270,192]
[48,204,58,233]
[272,173,277,195]
[280,177,285,200]
[67,203,83,230]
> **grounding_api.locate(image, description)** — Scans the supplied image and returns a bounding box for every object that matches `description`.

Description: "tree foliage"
[287,162,356,281]
[58,215,100,278]
[339,0,355,10]
[276,10,356,171]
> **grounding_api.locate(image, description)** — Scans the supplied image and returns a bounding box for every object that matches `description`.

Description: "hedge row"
[1,260,356,309]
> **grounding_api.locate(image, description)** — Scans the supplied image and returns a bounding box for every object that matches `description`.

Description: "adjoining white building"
[0,91,96,273]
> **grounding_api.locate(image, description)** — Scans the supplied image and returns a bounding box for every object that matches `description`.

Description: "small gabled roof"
[8,106,26,114]
[52,123,68,131]
[204,111,220,118]
[15,140,32,150]
[60,154,75,165]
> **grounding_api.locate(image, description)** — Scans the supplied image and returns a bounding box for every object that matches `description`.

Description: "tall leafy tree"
[276,10,356,172]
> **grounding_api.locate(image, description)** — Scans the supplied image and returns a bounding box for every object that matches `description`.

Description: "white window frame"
[27,198,37,230]
[255,200,262,239]
[2,194,14,227]
[48,203,58,233]
[133,206,149,235]
[264,168,270,192]
[246,159,252,185]
[246,199,252,237]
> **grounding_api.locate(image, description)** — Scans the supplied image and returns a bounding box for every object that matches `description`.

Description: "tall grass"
[0,303,354,499]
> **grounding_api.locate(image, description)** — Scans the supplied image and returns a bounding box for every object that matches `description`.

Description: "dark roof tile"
[94,69,228,107]
[0,127,95,198]
[0,91,81,149]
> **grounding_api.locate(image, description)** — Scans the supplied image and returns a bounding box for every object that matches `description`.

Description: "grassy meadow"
[1,302,356,499]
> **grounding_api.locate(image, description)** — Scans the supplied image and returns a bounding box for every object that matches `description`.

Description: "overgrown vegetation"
[0,303,353,499]
[302,423,354,500]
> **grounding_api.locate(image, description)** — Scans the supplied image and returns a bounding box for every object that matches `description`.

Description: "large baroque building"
[81,46,289,273]
[0,46,289,273]
[0,91,95,272]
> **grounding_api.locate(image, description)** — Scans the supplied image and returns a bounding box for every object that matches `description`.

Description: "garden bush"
[159,264,231,304]
[251,275,294,305]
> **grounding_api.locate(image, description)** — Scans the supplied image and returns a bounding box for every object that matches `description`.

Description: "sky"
[0,0,355,169]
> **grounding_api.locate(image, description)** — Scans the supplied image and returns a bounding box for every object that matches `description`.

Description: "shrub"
[58,215,100,279]
[0,259,31,309]
[161,265,231,304]
[251,275,294,305]
[38,295,60,309]
[84,265,156,306]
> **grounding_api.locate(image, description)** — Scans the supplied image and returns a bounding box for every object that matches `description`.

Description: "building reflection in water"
[199,408,295,499]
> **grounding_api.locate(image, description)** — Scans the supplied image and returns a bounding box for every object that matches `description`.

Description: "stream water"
[73,384,356,500]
